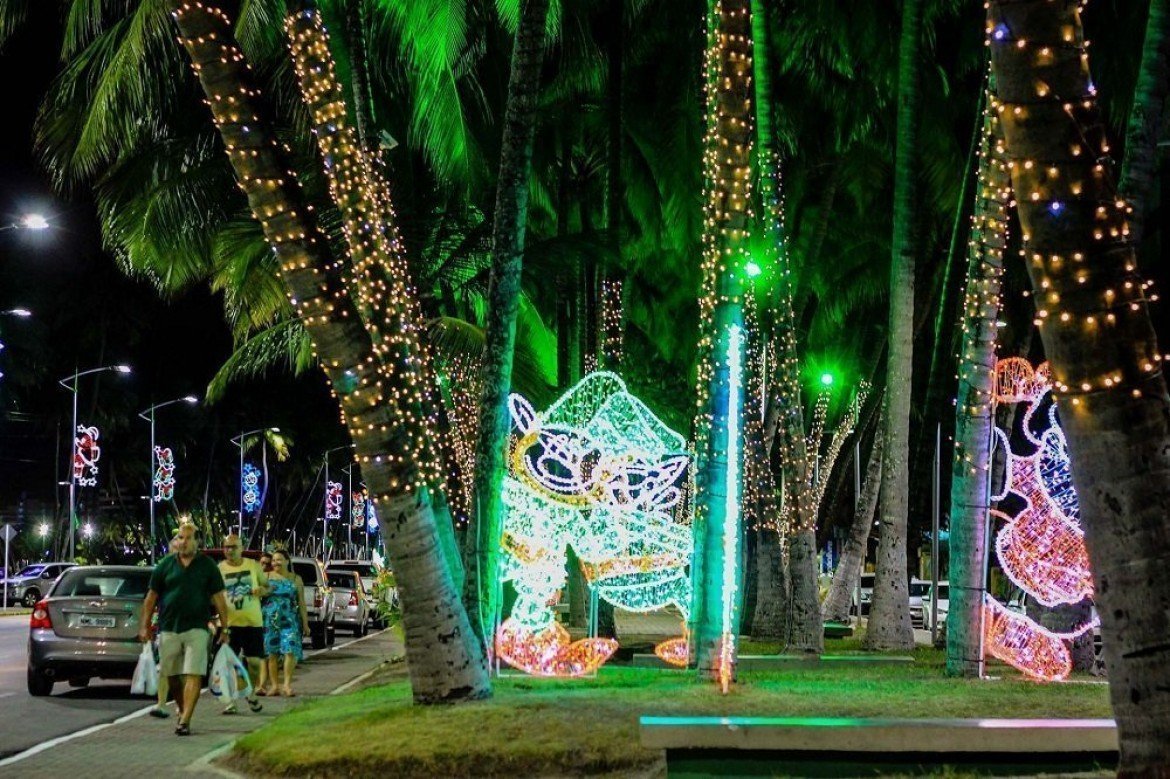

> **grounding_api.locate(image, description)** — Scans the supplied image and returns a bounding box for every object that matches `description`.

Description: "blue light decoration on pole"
[241,462,263,518]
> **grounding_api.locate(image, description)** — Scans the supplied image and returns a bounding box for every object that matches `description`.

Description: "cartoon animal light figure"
[496,372,693,677]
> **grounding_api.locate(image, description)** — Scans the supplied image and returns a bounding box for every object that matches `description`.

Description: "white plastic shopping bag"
[130,642,158,696]
[209,643,253,700]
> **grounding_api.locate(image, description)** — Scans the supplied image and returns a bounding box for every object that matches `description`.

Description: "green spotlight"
[744,261,762,278]
[820,372,834,387]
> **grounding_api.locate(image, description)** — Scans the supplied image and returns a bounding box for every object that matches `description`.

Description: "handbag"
[130,642,158,696]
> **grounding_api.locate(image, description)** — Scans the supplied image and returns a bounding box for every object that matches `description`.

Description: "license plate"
[78,615,116,628]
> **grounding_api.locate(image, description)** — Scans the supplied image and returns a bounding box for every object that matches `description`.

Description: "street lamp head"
[182,395,199,404]
[820,372,835,387]
[6,308,32,318]
[270,427,281,433]
[38,523,49,538]
[114,364,132,374]
[20,213,50,230]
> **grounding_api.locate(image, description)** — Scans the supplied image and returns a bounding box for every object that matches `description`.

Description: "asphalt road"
[0,612,148,759]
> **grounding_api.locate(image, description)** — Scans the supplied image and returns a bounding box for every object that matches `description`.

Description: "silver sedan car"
[27,565,152,696]
[326,569,371,636]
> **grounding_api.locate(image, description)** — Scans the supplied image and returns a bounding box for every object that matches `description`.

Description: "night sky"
[0,7,348,546]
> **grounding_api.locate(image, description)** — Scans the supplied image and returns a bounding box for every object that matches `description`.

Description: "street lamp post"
[138,396,198,563]
[230,428,280,538]
[59,365,131,561]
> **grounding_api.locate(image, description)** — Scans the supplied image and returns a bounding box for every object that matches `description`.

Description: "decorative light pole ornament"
[73,425,101,487]
[241,462,263,517]
[351,489,367,529]
[984,358,1096,681]
[153,446,176,502]
[325,481,343,521]
[496,372,693,677]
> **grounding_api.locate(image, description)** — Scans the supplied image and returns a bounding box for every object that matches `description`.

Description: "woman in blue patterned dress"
[262,550,309,696]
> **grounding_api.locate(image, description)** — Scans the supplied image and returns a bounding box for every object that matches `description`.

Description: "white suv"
[290,556,335,649]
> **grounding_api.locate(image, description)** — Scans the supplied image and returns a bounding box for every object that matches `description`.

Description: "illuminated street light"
[820,372,835,387]
[21,214,50,230]
[744,261,762,279]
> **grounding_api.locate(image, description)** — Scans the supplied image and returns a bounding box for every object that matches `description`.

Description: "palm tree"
[166,0,489,703]
[1118,0,1170,247]
[944,94,1011,677]
[465,0,552,649]
[862,0,923,652]
[822,405,885,624]
[988,0,1170,768]
[690,0,753,684]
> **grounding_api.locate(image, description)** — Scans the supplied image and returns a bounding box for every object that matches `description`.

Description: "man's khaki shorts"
[159,628,211,677]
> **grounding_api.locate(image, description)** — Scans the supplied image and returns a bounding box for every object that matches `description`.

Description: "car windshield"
[909,582,929,596]
[860,575,874,587]
[327,572,356,588]
[292,561,321,585]
[53,569,151,599]
[17,565,46,577]
[938,585,949,600]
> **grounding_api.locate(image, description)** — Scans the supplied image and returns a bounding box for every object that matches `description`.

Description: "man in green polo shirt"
[138,523,230,736]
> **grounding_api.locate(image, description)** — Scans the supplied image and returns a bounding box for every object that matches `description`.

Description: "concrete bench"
[640,716,1118,776]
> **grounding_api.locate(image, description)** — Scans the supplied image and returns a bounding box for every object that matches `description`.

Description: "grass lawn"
[231,641,1111,778]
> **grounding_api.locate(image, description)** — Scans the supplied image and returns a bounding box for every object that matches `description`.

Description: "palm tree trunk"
[863,0,923,653]
[691,0,753,683]
[599,0,624,369]
[787,523,823,653]
[945,97,1011,677]
[168,0,488,704]
[1119,0,1170,246]
[750,528,788,640]
[823,426,884,624]
[989,1,1170,770]
[465,0,552,649]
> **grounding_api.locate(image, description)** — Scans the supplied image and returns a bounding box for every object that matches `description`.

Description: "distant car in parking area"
[921,581,949,629]
[328,559,395,626]
[26,565,151,696]
[909,579,929,628]
[851,573,875,616]
[326,569,371,636]
[3,562,77,608]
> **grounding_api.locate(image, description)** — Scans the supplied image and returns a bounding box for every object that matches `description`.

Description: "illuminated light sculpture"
[984,358,1096,681]
[495,372,693,677]
[241,462,263,517]
[325,481,344,521]
[73,425,101,487]
[351,489,367,529]
[153,446,176,502]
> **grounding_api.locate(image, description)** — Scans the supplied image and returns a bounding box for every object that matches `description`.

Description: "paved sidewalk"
[2,628,403,778]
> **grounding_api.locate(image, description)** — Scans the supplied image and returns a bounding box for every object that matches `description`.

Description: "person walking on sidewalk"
[148,534,183,719]
[261,549,308,697]
[218,534,267,715]
[137,523,230,736]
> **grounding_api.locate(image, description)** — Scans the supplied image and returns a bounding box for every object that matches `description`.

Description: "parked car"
[290,556,335,649]
[26,565,151,696]
[328,559,395,626]
[850,573,875,616]
[4,562,77,608]
[921,581,949,629]
[327,569,371,636]
[909,579,929,628]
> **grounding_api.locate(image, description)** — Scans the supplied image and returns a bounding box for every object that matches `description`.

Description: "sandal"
[282,687,296,697]
[149,707,170,719]
[222,704,238,715]
[248,698,263,713]
[175,722,191,736]
[255,688,268,697]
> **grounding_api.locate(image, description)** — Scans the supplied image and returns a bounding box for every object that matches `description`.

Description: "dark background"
[0,6,350,561]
